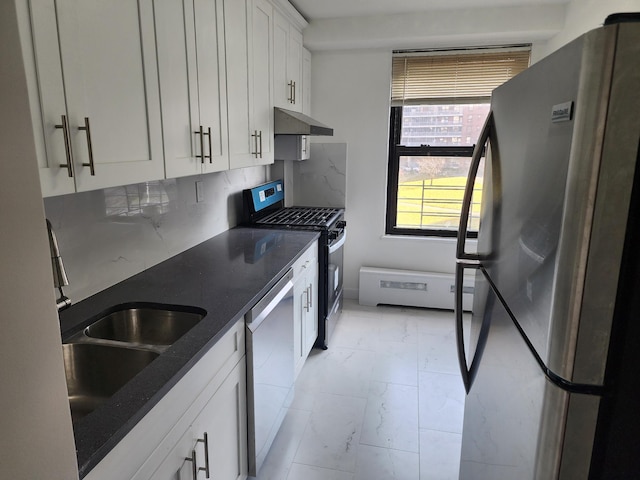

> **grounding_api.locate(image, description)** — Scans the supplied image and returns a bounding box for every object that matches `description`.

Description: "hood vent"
[274,107,333,136]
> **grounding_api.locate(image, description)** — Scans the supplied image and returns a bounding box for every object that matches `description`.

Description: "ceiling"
[289,0,570,21]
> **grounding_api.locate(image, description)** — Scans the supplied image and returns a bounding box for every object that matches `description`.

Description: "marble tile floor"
[255,299,466,480]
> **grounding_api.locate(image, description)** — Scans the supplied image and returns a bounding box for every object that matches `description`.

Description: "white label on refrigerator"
[551,101,573,123]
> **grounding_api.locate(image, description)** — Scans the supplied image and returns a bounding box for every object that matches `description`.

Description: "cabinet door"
[55,0,164,192]
[287,27,303,113]
[225,0,273,170]
[302,48,312,116]
[157,0,229,179]
[195,0,229,174]
[303,261,319,357]
[293,276,307,378]
[224,0,253,169]
[26,0,76,196]
[155,0,201,179]
[192,358,248,480]
[273,12,290,109]
[249,0,274,166]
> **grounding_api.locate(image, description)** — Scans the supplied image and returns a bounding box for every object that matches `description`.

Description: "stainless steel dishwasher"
[246,269,295,477]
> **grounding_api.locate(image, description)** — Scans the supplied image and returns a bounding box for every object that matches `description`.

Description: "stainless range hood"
[274,107,333,136]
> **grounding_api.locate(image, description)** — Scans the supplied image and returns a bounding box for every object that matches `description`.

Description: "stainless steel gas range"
[243,179,346,349]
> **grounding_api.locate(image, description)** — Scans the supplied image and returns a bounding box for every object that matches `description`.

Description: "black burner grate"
[256,206,341,228]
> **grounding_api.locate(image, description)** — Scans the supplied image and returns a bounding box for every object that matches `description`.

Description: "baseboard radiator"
[358,267,474,311]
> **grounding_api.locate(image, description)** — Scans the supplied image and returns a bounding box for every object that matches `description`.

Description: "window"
[386,48,530,237]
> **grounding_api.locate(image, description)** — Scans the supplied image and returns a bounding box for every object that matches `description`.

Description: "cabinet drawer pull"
[185,449,197,480]
[292,80,296,104]
[308,283,312,309]
[304,287,310,312]
[197,433,211,478]
[185,445,208,480]
[55,115,74,177]
[78,117,96,175]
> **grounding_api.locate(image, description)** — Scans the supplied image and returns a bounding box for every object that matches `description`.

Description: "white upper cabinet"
[155,0,229,179]
[273,11,303,112]
[26,0,164,197]
[273,12,303,112]
[225,0,274,169]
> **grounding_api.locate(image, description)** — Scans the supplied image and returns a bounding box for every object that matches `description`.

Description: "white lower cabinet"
[84,320,246,480]
[292,240,318,378]
[149,358,247,480]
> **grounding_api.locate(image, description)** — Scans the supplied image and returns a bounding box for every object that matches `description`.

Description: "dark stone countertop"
[58,227,319,478]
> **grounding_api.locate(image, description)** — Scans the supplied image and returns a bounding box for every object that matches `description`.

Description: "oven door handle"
[328,228,347,254]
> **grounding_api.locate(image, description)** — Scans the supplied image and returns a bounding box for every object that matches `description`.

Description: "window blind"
[391,49,530,106]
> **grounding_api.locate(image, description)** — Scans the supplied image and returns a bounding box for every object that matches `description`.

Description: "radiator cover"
[358,267,474,311]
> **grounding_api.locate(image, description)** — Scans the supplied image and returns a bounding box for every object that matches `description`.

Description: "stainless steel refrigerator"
[454,14,640,480]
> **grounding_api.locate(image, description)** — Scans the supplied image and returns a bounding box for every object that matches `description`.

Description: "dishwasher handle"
[246,269,294,333]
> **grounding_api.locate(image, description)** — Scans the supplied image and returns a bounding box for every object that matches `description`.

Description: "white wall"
[307,0,638,299]
[544,0,640,55]
[0,1,78,477]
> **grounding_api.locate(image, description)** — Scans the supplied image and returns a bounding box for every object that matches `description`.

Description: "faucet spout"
[46,219,71,311]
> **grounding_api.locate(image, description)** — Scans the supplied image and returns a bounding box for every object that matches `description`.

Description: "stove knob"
[328,231,338,240]
[336,220,347,229]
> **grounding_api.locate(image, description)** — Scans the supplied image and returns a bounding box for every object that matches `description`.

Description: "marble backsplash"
[44,167,267,303]
[291,143,347,208]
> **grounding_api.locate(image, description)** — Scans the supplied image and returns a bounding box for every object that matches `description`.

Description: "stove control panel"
[243,180,285,223]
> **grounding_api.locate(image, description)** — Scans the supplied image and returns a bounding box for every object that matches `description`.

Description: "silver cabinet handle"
[304,287,310,312]
[185,449,198,480]
[55,115,74,177]
[456,111,493,261]
[292,80,296,104]
[196,433,210,478]
[308,283,312,309]
[78,117,96,176]
[288,80,294,104]
[185,443,208,480]
[302,135,307,155]
[251,130,259,158]
[206,127,212,164]
[195,126,205,164]
[251,130,263,158]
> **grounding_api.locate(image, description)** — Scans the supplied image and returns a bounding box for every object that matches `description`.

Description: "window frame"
[385,105,479,238]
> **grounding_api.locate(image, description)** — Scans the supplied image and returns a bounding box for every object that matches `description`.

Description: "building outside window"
[386,48,530,237]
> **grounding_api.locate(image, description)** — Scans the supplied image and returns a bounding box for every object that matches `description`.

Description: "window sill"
[381,234,477,246]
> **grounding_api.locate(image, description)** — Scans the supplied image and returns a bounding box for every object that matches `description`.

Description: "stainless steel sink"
[84,306,205,346]
[62,343,159,422]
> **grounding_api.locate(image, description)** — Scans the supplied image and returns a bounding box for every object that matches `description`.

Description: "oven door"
[326,225,346,340]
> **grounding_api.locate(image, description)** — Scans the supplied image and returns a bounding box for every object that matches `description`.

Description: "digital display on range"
[253,180,284,210]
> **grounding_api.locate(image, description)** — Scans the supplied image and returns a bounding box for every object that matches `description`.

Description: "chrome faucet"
[46,219,71,311]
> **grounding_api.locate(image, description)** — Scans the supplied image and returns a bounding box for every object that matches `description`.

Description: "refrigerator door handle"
[455,261,474,393]
[456,111,494,261]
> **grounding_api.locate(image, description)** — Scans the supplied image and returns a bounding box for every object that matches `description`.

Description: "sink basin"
[62,343,159,422]
[84,306,205,346]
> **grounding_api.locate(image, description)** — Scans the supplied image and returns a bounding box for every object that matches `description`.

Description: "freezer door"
[457,264,600,479]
